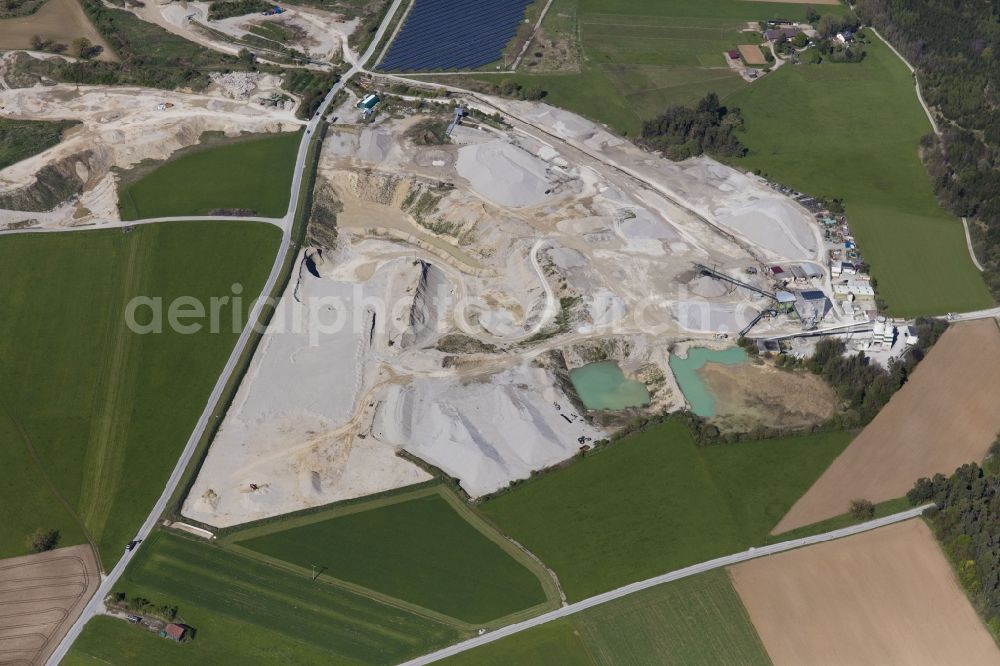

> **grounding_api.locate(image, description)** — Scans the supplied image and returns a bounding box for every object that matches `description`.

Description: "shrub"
[848,498,875,520]
[29,528,60,552]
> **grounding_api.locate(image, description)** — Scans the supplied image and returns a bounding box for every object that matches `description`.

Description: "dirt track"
[731,519,1000,666]
[774,319,1000,532]
[0,544,100,665]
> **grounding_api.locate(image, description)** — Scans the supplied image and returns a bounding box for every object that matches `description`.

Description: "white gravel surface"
[372,362,603,497]
[455,139,552,208]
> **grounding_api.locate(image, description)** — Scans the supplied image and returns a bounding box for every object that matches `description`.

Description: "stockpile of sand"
[373,362,604,497]
[455,139,552,208]
[182,253,433,528]
[672,300,762,334]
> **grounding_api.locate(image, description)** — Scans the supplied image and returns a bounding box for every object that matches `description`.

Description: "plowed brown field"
[774,319,1000,533]
[738,45,767,65]
[0,0,114,61]
[0,544,100,665]
[731,519,1000,665]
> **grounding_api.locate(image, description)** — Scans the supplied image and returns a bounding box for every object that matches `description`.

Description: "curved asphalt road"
[44,3,406,663]
[401,504,934,665]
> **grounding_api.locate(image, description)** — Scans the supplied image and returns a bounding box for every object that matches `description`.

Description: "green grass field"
[64,530,464,665]
[728,37,992,316]
[442,569,769,665]
[232,488,553,625]
[118,131,301,220]
[479,420,851,600]
[442,619,596,665]
[454,0,846,136]
[0,118,79,171]
[0,222,278,564]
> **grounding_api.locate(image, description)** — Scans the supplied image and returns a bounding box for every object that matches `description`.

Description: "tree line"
[856,0,1000,299]
[907,451,1000,639]
[639,93,746,161]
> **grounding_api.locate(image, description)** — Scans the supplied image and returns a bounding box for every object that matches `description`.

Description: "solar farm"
[377,0,532,71]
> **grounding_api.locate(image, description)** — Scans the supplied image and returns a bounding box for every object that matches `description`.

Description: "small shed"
[775,290,796,313]
[160,623,191,642]
[728,49,740,59]
[357,93,380,110]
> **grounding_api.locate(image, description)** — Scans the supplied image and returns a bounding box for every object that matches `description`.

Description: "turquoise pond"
[568,361,651,411]
[669,347,748,417]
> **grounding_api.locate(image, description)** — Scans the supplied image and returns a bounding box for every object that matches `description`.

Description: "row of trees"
[798,317,948,427]
[856,0,1000,298]
[639,93,747,161]
[29,35,101,59]
[108,591,180,622]
[207,0,270,21]
[907,459,1000,637]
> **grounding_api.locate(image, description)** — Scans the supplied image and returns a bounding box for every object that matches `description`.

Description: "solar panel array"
[377,0,533,72]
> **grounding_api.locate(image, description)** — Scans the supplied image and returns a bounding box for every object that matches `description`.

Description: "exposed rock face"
[399,260,450,349]
[0,149,104,211]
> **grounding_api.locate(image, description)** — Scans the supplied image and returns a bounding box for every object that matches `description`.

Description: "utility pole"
[311,564,320,581]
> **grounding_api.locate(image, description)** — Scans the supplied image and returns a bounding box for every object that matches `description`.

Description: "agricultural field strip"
[0,216,283,237]
[402,505,933,665]
[45,2,409,662]
[222,485,562,630]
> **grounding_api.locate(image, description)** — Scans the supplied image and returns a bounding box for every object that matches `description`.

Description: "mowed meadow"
[230,486,558,626]
[64,530,465,665]
[118,131,301,220]
[457,0,848,136]
[441,569,769,665]
[730,37,993,316]
[65,486,560,664]
[479,419,851,600]
[0,222,279,564]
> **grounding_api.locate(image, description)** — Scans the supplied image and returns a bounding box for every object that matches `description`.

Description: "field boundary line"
[0,405,100,561]
[219,541,480,631]
[78,233,152,545]
[435,488,564,622]
[400,505,933,665]
[221,484,563,630]
[145,537,437,643]
[220,484,445,543]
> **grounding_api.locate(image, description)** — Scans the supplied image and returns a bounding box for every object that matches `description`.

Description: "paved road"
[44,3,406,663]
[942,306,1000,322]
[401,504,934,665]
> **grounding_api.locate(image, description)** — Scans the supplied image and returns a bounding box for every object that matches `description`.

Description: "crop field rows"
[66,530,464,665]
[378,0,532,71]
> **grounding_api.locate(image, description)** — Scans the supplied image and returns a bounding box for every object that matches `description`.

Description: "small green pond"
[569,361,651,411]
[669,347,748,417]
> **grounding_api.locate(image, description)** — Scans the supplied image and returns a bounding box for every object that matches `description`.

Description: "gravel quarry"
[180,99,839,524]
[0,83,300,227]
[0,73,841,524]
